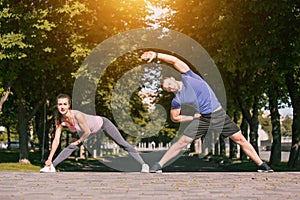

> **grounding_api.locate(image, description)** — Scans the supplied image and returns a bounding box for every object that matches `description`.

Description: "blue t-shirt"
[171,70,221,114]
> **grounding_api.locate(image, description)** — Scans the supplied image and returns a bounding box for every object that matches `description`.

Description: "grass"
[0,149,42,172]
[0,163,41,172]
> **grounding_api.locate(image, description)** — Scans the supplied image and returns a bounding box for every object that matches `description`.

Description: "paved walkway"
[0,171,299,200]
[1,155,299,200]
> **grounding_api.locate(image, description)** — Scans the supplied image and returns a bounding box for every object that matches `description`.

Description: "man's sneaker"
[141,164,150,173]
[40,164,56,173]
[257,162,274,173]
[150,162,162,173]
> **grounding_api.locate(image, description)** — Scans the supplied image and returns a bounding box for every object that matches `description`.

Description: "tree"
[286,67,300,168]
[0,93,18,149]
[276,1,300,168]
[0,0,93,162]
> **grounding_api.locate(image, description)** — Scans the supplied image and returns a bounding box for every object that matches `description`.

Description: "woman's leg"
[52,145,79,167]
[101,117,145,165]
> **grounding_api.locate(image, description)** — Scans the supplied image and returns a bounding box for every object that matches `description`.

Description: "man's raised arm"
[141,51,190,73]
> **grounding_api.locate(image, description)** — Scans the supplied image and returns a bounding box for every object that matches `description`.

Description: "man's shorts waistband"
[213,106,222,112]
[201,106,223,117]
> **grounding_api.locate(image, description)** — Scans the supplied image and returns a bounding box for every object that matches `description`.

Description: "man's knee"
[176,136,193,148]
[229,131,247,145]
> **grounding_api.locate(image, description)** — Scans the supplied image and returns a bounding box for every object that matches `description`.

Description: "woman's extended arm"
[45,125,62,166]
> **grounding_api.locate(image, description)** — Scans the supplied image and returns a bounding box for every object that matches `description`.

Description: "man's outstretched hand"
[141,51,157,63]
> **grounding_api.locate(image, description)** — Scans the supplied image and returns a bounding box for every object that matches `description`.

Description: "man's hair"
[161,77,175,88]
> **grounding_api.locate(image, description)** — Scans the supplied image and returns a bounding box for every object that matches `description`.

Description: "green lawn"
[0,163,40,172]
[0,149,42,172]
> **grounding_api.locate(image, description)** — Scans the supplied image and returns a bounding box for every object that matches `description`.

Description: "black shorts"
[183,108,240,139]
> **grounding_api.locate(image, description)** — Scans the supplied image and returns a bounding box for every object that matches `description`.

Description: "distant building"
[0,126,5,132]
[258,125,269,141]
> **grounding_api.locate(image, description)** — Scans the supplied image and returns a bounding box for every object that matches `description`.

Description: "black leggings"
[52,117,145,167]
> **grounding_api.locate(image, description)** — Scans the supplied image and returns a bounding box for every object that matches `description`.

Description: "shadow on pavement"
[57,155,256,172]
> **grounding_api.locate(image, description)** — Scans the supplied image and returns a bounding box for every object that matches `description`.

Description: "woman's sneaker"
[257,162,274,173]
[141,164,150,173]
[150,162,162,173]
[40,164,56,173]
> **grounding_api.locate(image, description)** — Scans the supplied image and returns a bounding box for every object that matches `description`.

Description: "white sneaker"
[141,164,150,173]
[40,164,56,173]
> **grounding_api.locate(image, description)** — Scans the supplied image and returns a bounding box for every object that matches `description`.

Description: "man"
[141,51,273,173]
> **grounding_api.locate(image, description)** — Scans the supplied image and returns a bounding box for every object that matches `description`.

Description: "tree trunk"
[219,135,226,156]
[240,115,248,160]
[14,86,43,163]
[288,109,300,168]
[230,111,238,159]
[5,125,11,150]
[35,109,44,151]
[249,98,259,154]
[17,97,29,162]
[286,71,300,168]
[269,94,281,166]
[214,138,219,156]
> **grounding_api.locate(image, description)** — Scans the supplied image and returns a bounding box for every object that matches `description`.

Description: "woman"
[40,93,149,173]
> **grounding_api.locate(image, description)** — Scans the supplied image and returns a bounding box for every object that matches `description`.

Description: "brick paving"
[0,171,299,200]
[1,155,299,200]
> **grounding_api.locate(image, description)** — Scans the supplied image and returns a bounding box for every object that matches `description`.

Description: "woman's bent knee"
[123,145,137,153]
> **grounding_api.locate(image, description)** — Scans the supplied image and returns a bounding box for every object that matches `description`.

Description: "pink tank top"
[65,111,103,133]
